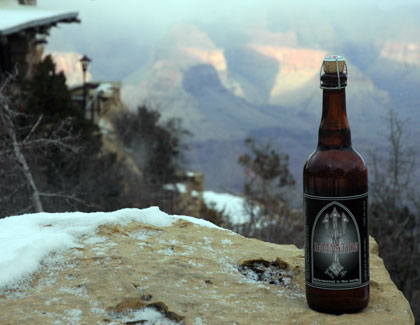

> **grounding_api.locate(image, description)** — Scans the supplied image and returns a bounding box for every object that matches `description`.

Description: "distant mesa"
[249,45,326,100]
[155,22,227,75]
[122,22,239,109]
[122,21,329,111]
[183,47,227,72]
[380,40,420,65]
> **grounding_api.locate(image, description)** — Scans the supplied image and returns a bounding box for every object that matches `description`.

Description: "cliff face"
[249,45,326,101]
[48,51,93,86]
[380,41,420,65]
[0,209,414,324]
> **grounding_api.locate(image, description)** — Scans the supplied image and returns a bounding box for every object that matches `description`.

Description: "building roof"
[0,6,79,36]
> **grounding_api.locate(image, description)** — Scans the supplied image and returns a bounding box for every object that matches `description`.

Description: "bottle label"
[304,193,369,290]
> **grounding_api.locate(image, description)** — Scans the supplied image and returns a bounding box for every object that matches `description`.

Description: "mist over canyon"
[45,3,420,193]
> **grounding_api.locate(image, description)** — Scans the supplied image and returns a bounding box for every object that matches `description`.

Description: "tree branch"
[39,192,99,209]
[22,114,43,144]
[0,99,43,212]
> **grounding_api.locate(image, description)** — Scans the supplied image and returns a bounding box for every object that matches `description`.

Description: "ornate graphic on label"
[323,207,348,278]
[304,193,369,290]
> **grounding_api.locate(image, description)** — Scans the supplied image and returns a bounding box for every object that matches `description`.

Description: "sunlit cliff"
[250,45,326,99]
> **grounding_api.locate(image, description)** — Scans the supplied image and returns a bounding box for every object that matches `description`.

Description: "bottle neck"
[318,88,352,149]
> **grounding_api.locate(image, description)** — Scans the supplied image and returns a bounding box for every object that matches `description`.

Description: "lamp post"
[79,55,91,116]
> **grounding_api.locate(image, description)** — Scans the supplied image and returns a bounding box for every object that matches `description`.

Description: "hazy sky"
[38,0,420,20]
[37,0,420,80]
[39,0,420,48]
[38,0,420,34]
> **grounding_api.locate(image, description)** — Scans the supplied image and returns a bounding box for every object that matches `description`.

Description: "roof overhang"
[0,8,79,37]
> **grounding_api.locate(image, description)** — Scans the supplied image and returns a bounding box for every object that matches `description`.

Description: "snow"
[221,239,233,245]
[162,181,255,227]
[97,118,113,136]
[163,183,187,193]
[95,83,113,94]
[109,306,179,325]
[0,5,78,36]
[202,191,252,225]
[63,309,83,325]
[0,207,224,290]
[194,317,204,325]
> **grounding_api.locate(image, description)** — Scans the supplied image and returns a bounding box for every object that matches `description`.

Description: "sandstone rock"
[0,214,414,324]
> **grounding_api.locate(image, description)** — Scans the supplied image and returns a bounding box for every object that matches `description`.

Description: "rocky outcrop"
[0,212,414,324]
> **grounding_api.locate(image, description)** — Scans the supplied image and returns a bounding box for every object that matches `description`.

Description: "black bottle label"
[304,193,369,290]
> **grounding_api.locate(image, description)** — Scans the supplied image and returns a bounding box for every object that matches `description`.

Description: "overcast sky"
[39,0,420,47]
[37,0,420,80]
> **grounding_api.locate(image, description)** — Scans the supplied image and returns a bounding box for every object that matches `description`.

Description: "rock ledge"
[0,213,414,324]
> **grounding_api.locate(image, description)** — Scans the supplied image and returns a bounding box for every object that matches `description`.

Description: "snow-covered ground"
[162,182,253,226]
[0,207,224,291]
[202,191,252,225]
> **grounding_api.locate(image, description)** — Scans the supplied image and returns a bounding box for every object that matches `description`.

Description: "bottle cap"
[323,55,346,74]
[320,55,348,89]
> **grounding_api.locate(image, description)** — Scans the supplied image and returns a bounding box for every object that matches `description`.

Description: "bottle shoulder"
[303,147,367,196]
[304,147,367,176]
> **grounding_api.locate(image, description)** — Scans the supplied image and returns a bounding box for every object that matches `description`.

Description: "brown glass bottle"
[303,56,369,314]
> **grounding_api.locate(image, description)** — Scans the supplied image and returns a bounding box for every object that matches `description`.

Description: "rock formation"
[0,210,414,324]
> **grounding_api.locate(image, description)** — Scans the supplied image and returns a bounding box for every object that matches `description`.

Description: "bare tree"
[0,75,81,216]
[369,110,420,321]
[237,137,302,245]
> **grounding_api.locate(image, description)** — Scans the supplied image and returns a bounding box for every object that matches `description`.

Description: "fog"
[38,0,420,80]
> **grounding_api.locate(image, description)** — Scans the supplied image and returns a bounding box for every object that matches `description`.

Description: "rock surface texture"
[0,215,414,324]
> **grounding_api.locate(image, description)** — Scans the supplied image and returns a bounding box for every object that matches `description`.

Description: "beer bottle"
[303,55,369,313]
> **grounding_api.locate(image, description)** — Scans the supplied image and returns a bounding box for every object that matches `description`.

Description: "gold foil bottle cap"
[323,55,346,74]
